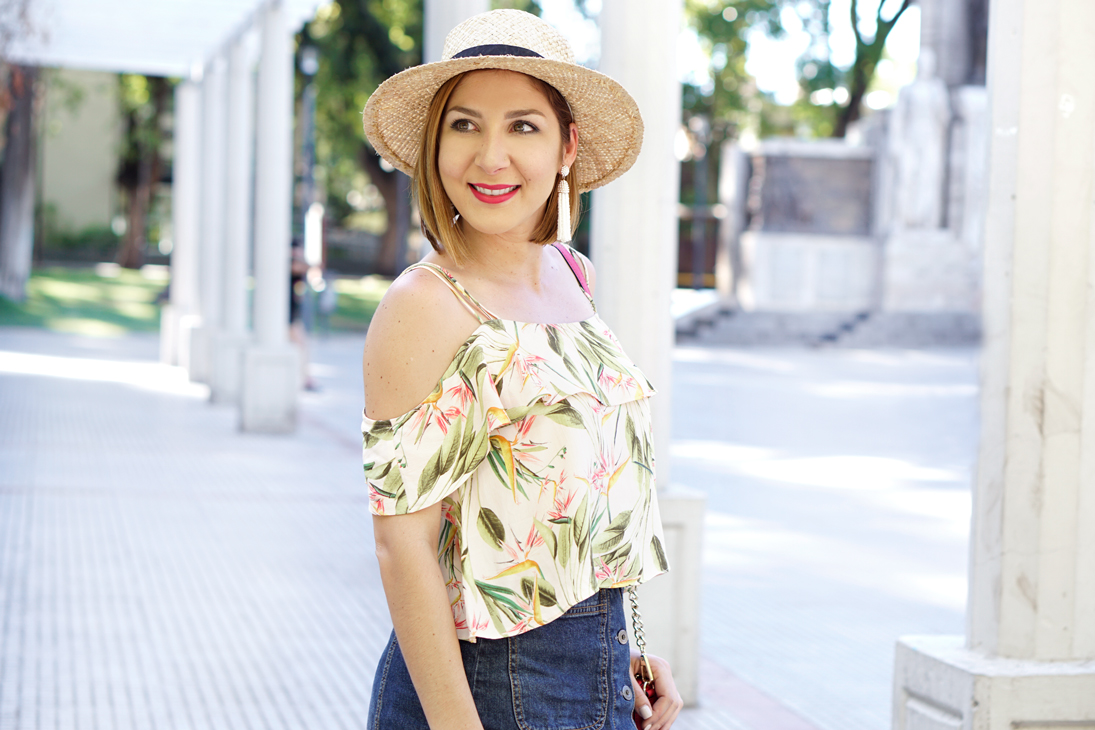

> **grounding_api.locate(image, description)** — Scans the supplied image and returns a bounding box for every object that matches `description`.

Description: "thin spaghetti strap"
[553,243,597,313]
[402,262,498,324]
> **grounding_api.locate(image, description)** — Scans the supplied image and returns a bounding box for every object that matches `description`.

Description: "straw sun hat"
[362,9,644,193]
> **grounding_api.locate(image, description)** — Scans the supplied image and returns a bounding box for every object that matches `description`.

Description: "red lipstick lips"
[469,183,519,204]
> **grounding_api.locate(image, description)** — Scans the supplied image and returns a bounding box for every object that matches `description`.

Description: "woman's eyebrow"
[447,106,480,117]
[505,109,548,119]
[445,106,547,120]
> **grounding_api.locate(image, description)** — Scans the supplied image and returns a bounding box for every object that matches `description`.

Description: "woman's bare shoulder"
[362,267,481,420]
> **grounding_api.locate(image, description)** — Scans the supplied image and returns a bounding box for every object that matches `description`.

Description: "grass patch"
[0,266,391,336]
[0,265,165,336]
[327,275,391,332]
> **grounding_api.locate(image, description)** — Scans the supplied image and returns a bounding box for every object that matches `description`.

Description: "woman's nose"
[476,130,509,173]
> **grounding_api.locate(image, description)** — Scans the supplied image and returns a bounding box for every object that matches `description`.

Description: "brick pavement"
[0,327,977,730]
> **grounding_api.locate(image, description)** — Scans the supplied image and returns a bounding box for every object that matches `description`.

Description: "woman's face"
[438,70,577,242]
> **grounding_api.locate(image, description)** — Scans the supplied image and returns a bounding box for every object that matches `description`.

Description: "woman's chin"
[460,219,539,242]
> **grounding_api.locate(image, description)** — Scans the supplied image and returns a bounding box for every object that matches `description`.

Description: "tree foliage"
[683,0,785,136]
[115,74,172,268]
[836,0,911,135]
[305,0,424,275]
[796,0,912,136]
[0,0,35,161]
[681,0,791,208]
[685,0,914,141]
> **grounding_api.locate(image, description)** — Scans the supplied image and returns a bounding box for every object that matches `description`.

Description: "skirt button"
[616,629,628,644]
[622,686,634,701]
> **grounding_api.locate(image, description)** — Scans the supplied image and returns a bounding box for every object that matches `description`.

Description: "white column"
[188,57,228,385]
[210,35,256,404]
[593,0,704,707]
[242,0,298,432]
[893,0,1095,726]
[715,140,749,305]
[592,0,681,488]
[424,0,488,62]
[162,79,203,370]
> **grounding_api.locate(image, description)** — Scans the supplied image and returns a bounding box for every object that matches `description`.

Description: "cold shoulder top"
[361,245,668,641]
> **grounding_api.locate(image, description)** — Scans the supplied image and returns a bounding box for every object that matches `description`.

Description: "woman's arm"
[374,507,482,730]
[364,270,483,729]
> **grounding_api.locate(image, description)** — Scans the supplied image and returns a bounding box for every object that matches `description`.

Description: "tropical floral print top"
[362,253,668,641]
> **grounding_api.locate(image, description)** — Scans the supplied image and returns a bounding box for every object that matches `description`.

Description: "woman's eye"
[513,121,538,134]
[450,119,475,132]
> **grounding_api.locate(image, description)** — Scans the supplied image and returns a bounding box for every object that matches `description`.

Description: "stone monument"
[888,51,950,231]
[736,139,879,311]
[700,0,991,347]
[880,45,985,315]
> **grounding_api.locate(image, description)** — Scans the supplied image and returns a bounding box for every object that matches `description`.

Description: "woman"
[361,10,682,730]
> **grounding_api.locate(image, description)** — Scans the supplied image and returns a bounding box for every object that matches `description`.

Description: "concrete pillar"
[424,0,489,62]
[715,141,749,306]
[188,57,228,385]
[592,0,681,488]
[892,0,1095,726]
[592,0,704,707]
[242,0,298,433]
[210,35,255,404]
[162,79,203,369]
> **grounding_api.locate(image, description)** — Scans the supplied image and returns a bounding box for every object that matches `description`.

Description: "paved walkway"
[0,327,978,730]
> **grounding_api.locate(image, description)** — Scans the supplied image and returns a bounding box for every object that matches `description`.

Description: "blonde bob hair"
[415,71,581,265]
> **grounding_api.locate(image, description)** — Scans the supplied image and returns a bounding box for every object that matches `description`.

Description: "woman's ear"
[563,123,578,167]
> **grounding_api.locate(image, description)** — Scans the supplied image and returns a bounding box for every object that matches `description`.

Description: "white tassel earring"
[556,165,571,243]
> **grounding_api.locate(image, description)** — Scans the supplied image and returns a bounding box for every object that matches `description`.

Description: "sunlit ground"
[0,265,392,336]
[670,343,977,730]
[0,348,207,398]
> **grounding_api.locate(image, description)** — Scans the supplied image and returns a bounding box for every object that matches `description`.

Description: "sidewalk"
[0,327,977,730]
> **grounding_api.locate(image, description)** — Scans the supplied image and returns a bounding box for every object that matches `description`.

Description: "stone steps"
[677,306,981,348]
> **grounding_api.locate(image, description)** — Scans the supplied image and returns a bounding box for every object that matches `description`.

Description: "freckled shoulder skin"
[362,267,481,422]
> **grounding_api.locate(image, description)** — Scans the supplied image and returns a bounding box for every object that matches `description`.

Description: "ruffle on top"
[362,316,668,641]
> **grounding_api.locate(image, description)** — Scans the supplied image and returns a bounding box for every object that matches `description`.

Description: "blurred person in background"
[290,239,318,391]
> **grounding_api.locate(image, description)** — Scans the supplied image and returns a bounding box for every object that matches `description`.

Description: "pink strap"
[553,243,590,297]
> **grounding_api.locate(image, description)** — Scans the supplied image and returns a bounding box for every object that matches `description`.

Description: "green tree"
[306,0,423,276]
[686,0,913,140]
[493,0,540,11]
[799,0,912,137]
[683,0,786,136]
[0,0,40,300]
[839,0,912,136]
[115,74,172,269]
[682,0,791,214]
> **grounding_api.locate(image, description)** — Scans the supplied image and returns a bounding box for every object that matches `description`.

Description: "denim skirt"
[367,588,636,730]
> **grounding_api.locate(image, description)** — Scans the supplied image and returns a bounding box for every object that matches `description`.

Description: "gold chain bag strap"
[627,585,657,725]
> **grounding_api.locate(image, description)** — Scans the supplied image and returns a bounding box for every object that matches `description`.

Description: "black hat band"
[452,44,544,59]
